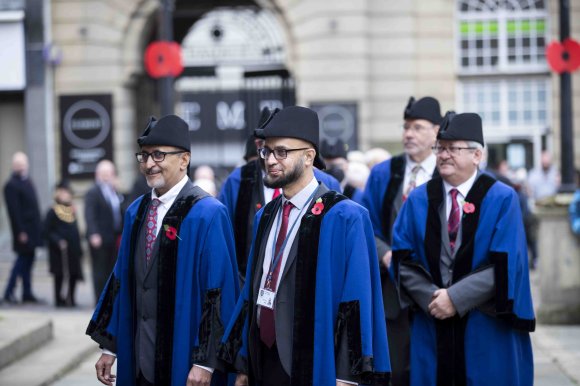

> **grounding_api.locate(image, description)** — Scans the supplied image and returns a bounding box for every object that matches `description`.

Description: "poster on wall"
[309,102,358,151]
[59,94,113,179]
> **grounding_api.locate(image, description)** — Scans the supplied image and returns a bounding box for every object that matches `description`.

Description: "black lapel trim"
[489,252,536,332]
[452,173,496,282]
[246,195,281,379]
[343,184,356,199]
[85,272,121,352]
[234,161,261,275]
[291,191,347,385]
[381,154,405,242]
[131,195,151,381]
[154,187,209,386]
[425,177,444,287]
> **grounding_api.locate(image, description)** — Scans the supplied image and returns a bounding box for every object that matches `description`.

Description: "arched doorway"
[134,2,295,178]
[177,6,295,171]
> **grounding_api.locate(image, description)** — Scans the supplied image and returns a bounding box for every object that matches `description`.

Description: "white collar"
[284,177,319,211]
[443,169,479,198]
[151,175,189,208]
[406,153,437,173]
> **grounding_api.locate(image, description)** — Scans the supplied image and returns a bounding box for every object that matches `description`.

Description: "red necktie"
[145,199,161,264]
[448,189,460,253]
[272,188,281,199]
[260,201,294,347]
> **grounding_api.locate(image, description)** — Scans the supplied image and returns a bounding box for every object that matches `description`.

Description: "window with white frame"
[457,0,549,74]
[457,0,551,150]
[461,77,549,135]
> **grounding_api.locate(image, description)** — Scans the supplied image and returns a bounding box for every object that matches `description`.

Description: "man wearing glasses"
[392,112,535,386]
[219,108,341,287]
[362,96,442,386]
[219,106,390,386]
[87,115,239,386]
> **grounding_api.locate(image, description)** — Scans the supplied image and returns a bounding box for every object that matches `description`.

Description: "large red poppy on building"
[144,41,184,79]
[546,38,580,74]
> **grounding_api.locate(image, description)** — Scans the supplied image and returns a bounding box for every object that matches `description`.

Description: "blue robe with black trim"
[392,175,534,386]
[218,191,391,385]
[86,192,239,386]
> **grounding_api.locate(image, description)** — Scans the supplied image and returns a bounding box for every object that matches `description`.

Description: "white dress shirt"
[402,153,437,192]
[259,177,318,294]
[443,170,478,219]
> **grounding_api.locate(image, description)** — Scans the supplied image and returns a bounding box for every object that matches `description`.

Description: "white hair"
[466,141,483,151]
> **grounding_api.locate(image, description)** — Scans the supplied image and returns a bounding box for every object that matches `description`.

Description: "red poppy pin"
[256,203,262,210]
[463,202,475,214]
[163,224,181,240]
[311,198,324,215]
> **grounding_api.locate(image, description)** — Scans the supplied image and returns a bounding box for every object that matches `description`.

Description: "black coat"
[84,184,124,245]
[44,206,84,279]
[3,173,43,254]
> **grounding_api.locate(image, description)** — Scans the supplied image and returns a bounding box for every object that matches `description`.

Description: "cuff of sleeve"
[102,348,116,357]
[194,364,214,374]
[337,379,358,385]
[446,286,467,317]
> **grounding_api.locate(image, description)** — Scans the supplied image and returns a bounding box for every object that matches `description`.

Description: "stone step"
[0,310,95,386]
[0,312,53,370]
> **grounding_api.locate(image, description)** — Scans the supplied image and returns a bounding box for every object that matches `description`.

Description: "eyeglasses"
[259,147,311,160]
[402,123,434,132]
[135,150,186,163]
[432,146,476,156]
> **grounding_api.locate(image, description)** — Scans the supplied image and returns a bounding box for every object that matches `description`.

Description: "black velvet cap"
[244,107,272,160]
[243,135,258,161]
[137,115,191,152]
[404,96,443,125]
[320,139,348,159]
[254,106,325,170]
[437,111,484,147]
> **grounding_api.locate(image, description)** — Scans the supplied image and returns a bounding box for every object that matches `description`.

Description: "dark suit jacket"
[3,173,42,254]
[84,183,124,245]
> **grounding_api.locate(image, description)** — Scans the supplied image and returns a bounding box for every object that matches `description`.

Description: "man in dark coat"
[3,152,43,303]
[84,159,124,303]
[362,96,442,386]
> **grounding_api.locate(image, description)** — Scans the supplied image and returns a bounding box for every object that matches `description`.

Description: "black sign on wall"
[310,102,358,150]
[60,94,113,179]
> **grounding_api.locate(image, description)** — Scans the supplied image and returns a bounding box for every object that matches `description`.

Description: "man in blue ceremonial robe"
[218,106,390,386]
[362,96,442,386]
[219,108,341,284]
[86,115,239,386]
[392,112,535,386]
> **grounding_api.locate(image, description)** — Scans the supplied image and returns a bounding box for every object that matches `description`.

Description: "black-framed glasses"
[259,147,311,160]
[432,145,476,156]
[135,150,186,163]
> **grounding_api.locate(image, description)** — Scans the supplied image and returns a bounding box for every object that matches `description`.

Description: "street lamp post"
[559,0,576,193]
[159,0,175,116]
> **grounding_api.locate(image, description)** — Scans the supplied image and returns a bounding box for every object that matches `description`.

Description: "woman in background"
[44,181,84,307]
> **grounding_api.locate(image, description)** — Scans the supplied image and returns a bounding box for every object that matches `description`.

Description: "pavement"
[0,250,579,385]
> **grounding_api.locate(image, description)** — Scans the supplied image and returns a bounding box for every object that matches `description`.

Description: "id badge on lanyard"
[257,288,276,310]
